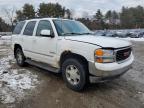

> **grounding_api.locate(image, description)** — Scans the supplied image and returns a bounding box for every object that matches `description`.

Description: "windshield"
[53,19,93,36]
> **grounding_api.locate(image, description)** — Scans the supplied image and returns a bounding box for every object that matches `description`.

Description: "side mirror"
[40,30,54,38]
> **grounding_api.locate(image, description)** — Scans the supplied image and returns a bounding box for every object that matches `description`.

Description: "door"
[31,20,57,67]
[22,21,37,58]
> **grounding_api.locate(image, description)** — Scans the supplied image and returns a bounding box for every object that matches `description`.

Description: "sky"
[0,0,144,22]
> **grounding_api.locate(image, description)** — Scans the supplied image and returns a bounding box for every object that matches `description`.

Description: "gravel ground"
[0,38,144,108]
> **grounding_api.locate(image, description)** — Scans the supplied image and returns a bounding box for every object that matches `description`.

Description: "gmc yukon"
[12,18,134,91]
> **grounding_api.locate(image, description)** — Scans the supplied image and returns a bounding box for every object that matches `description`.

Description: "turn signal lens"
[96,57,103,63]
[95,49,104,56]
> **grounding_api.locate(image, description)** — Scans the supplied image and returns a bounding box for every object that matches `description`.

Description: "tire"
[62,58,88,91]
[15,48,26,67]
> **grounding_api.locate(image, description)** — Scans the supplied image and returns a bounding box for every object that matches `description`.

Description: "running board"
[25,59,60,73]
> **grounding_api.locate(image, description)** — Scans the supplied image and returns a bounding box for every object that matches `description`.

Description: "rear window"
[13,21,25,34]
[23,21,36,36]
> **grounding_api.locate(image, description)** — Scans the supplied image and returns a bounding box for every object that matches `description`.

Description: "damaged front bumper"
[88,53,134,83]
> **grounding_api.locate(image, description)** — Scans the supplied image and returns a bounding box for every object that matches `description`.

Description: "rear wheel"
[62,58,88,91]
[15,48,26,67]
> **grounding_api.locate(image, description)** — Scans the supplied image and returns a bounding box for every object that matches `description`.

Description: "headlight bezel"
[94,48,115,63]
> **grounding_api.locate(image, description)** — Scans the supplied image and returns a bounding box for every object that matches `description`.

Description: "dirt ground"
[0,40,144,108]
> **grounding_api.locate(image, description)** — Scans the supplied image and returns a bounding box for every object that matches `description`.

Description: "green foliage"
[16,4,35,21]
[79,5,144,30]
[112,11,119,19]
[65,9,72,19]
[105,10,112,19]
[94,9,103,21]
[0,17,11,32]
[38,3,65,17]
[16,3,72,22]
[94,9,106,29]
[14,3,144,30]
[120,6,144,28]
[23,4,35,19]
[16,10,24,21]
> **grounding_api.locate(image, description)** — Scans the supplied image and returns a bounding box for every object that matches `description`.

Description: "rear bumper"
[88,53,134,83]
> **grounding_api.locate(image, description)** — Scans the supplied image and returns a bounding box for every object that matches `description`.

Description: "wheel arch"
[59,50,89,71]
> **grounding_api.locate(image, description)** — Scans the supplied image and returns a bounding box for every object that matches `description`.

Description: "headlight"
[95,49,115,63]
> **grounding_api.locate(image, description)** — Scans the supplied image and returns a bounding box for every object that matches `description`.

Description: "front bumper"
[89,53,134,83]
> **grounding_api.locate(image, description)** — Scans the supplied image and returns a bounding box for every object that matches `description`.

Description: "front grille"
[116,47,132,62]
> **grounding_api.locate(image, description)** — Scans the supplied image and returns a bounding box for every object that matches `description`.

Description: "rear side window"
[23,21,36,36]
[13,21,25,34]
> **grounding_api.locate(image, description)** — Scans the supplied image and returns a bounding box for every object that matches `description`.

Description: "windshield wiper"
[62,32,81,36]
[62,32,94,36]
[79,33,93,35]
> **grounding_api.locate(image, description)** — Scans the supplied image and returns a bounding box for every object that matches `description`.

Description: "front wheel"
[62,58,88,91]
[15,48,26,67]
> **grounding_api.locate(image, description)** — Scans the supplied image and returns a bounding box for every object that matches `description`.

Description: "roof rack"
[33,16,50,19]
[31,16,64,19]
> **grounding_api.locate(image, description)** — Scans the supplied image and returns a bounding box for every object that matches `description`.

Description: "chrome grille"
[116,47,132,62]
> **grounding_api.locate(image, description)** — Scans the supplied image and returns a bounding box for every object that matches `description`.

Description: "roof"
[24,17,72,22]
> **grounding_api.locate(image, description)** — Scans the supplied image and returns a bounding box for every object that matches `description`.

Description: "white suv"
[12,18,134,91]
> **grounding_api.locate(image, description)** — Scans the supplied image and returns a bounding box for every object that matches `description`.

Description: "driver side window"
[36,20,54,36]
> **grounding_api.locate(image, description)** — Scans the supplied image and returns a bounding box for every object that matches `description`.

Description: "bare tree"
[3,7,16,31]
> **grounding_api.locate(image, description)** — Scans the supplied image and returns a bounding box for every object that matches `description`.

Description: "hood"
[64,35,131,48]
